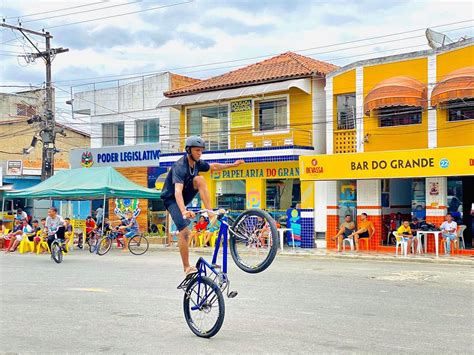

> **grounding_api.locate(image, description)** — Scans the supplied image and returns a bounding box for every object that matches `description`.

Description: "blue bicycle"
[177,208,278,338]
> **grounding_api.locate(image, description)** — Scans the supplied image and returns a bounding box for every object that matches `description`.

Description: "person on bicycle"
[119,211,139,251]
[161,136,244,275]
[45,207,67,252]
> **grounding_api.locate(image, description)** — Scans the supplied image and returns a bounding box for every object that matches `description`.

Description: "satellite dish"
[426,28,453,49]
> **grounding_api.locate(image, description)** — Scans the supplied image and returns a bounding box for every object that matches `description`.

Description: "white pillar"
[355,67,364,153]
[427,55,437,148]
[325,77,334,154]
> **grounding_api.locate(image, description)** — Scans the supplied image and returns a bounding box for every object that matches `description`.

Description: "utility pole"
[1,21,68,180]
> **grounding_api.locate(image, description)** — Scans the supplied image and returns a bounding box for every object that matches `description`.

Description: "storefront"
[300,146,474,250]
[70,144,165,233]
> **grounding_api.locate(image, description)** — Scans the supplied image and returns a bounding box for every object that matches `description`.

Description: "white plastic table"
[277,228,294,252]
[417,231,443,257]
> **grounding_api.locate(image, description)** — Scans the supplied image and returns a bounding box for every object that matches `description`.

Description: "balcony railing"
[231,128,312,150]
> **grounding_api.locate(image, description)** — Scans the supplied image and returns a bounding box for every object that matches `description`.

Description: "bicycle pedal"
[227,291,238,298]
[176,272,198,290]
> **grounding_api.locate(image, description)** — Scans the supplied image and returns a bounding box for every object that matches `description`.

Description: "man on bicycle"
[161,136,244,275]
[118,211,139,251]
[45,207,67,252]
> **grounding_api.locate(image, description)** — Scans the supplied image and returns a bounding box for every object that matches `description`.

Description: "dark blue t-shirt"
[161,155,210,203]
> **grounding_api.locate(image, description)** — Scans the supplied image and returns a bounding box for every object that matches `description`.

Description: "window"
[187,106,228,150]
[16,103,36,117]
[336,94,356,130]
[216,180,246,211]
[136,119,159,144]
[447,99,474,122]
[102,122,124,146]
[378,106,422,127]
[256,99,287,131]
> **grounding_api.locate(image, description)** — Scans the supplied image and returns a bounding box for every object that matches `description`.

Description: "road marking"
[68,288,107,292]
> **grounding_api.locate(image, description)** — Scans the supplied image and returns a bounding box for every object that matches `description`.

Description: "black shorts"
[359,231,370,238]
[164,182,198,232]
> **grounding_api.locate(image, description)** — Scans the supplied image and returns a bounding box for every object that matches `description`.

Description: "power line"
[42,0,195,30]
[44,19,472,85]
[22,1,143,24]
[2,1,106,20]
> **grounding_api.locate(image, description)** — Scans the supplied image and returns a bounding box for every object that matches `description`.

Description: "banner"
[230,99,252,128]
[300,146,474,181]
[7,160,22,176]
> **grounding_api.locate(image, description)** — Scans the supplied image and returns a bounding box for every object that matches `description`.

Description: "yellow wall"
[436,45,474,147]
[363,58,428,151]
[180,86,314,149]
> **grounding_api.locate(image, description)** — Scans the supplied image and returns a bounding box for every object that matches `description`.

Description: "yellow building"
[300,39,474,251]
[158,52,338,248]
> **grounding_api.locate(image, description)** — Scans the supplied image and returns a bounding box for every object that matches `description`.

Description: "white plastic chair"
[342,237,354,251]
[456,225,466,250]
[393,232,407,256]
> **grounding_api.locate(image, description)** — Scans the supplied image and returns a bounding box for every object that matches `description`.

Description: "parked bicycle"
[96,229,149,256]
[177,208,278,338]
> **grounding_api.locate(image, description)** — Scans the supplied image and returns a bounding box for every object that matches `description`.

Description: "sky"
[1,0,473,129]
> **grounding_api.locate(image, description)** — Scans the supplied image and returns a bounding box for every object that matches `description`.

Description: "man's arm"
[210,160,244,172]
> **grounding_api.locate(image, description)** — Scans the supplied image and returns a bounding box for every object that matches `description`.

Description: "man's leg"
[354,235,359,251]
[178,227,193,271]
[193,176,212,209]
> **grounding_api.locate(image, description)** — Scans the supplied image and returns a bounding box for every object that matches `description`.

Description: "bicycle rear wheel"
[183,276,225,338]
[88,237,98,253]
[97,237,112,256]
[229,209,278,273]
[128,235,149,255]
[51,241,63,264]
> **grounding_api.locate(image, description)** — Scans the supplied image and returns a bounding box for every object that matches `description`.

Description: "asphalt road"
[1,248,472,354]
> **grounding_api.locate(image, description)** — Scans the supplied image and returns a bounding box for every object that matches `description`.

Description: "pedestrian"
[440,213,457,255]
[95,205,104,226]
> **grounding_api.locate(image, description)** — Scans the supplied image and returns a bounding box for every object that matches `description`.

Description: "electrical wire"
[2,1,107,20]
[45,19,473,85]
[22,1,143,24]
[41,0,195,30]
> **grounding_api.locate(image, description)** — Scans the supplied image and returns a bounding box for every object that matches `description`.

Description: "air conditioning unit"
[263,140,272,147]
[245,141,254,148]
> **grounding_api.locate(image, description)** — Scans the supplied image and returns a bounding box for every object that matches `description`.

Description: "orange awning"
[431,66,474,107]
[364,76,427,115]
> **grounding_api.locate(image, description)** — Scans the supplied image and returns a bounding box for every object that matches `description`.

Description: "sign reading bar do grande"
[299,146,474,181]
[70,144,160,169]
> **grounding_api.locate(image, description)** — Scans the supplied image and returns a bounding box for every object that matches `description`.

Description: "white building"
[72,72,200,152]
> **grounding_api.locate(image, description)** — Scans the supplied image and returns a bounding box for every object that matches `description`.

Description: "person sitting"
[118,211,139,251]
[348,213,375,252]
[33,218,48,253]
[7,219,33,253]
[15,208,28,222]
[189,216,208,247]
[440,213,457,256]
[397,220,417,255]
[203,218,221,247]
[63,217,74,248]
[85,216,97,246]
[332,214,355,251]
[0,221,7,250]
[4,219,23,253]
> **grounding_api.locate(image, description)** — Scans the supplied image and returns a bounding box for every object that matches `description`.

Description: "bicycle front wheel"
[229,209,278,273]
[183,276,225,338]
[128,235,149,255]
[51,241,63,264]
[97,237,112,256]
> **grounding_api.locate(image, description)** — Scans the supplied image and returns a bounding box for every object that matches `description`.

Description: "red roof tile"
[165,51,338,97]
